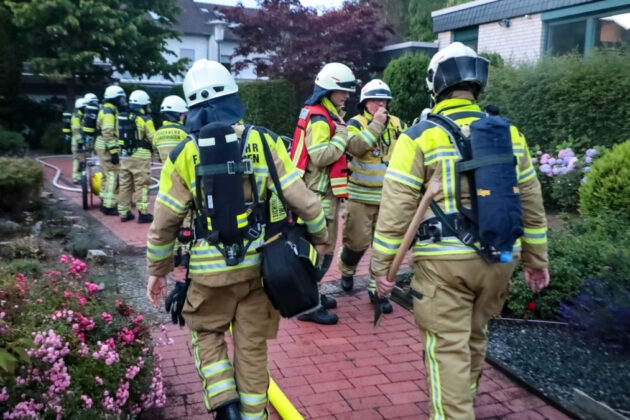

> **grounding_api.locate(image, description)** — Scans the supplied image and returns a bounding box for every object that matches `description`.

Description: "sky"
[195,0,346,11]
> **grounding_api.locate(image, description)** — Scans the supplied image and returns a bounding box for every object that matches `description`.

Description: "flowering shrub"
[0,255,167,419]
[531,146,598,213]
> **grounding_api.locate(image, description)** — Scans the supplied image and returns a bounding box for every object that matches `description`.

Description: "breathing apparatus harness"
[191,122,265,266]
[81,105,99,148]
[417,110,524,264]
[118,111,152,156]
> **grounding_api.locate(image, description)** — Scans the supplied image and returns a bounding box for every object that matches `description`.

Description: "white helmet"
[360,79,392,104]
[74,98,87,109]
[103,85,126,100]
[129,90,151,106]
[160,95,188,113]
[183,59,238,107]
[83,93,98,105]
[426,42,489,99]
[314,63,356,92]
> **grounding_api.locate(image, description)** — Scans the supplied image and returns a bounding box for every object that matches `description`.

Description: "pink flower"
[81,395,93,408]
[84,282,99,293]
[0,387,8,402]
[540,153,550,164]
[133,315,143,324]
[60,255,68,263]
[105,337,115,349]
[531,157,538,164]
[102,312,113,325]
[95,376,103,385]
[118,328,135,344]
[78,297,88,307]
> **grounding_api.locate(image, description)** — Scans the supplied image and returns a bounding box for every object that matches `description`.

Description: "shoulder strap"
[308,104,335,136]
[258,126,292,220]
[426,113,471,160]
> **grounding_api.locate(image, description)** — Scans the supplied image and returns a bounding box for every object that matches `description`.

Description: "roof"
[172,0,239,40]
[432,0,596,32]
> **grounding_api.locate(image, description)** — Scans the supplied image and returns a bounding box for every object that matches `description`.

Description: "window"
[548,20,587,55]
[454,26,479,51]
[597,12,630,47]
[180,48,195,62]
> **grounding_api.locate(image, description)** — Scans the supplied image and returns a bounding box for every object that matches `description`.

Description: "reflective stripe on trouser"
[411,257,515,420]
[71,142,86,182]
[183,276,280,414]
[97,150,119,209]
[117,156,152,214]
[339,199,379,278]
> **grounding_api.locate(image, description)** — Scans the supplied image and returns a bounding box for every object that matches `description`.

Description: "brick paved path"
[42,155,571,419]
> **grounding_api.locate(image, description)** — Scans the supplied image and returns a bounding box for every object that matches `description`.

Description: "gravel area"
[487,319,630,417]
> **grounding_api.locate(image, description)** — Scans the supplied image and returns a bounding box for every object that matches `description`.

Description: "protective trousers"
[95,148,119,209]
[339,199,379,290]
[411,257,515,420]
[183,276,281,418]
[117,156,151,215]
[316,192,339,289]
[71,138,86,183]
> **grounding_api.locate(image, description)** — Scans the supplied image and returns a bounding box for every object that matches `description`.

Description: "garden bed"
[486,319,630,419]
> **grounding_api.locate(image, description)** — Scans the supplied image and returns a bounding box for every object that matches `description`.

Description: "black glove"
[110,152,119,165]
[165,282,188,326]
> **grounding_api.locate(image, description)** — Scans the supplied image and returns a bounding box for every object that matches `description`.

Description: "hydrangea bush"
[530,146,598,213]
[0,255,168,419]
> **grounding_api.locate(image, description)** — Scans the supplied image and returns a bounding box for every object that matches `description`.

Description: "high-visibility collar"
[432,98,479,114]
[320,97,342,118]
[162,120,183,127]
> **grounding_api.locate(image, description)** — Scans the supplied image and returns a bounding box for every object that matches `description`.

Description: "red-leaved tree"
[221,0,392,100]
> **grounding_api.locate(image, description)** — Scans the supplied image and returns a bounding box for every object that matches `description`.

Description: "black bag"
[258,128,319,317]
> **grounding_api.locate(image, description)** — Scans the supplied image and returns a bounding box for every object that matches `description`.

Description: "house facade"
[117,0,261,86]
[433,0,630,64]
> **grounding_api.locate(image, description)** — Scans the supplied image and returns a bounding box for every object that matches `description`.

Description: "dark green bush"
[0,157,43,212]
[0,126,27,156]
[383,54,431,125]
[507,213,630,319]
[238,79,299,136]
[6,258,42,277]
[481,49,630,153]
[579,140,630,219]
[40,121,69,154]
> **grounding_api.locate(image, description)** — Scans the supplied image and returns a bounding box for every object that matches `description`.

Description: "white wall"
[477,14,544,64]
[437,31,452,50]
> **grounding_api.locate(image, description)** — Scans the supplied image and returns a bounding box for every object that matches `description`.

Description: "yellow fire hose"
[228,325,303,419]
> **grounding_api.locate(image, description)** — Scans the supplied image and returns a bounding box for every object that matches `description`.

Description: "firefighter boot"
[369,291,393,314]
[138,213,154,224]
[297,307,338,325]
[215,401,240,420]
[341,275,354,292]
[120,211,135,222]
[320,294,337,309]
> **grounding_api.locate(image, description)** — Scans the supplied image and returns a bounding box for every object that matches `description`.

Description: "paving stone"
[378,403,423,418]
[475,403,513,418]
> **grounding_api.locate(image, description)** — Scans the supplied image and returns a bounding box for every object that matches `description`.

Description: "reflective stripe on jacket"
[71,110,83,143]
[95,103,118,151]
[153,121,188,162]
[346,111,406,204]
[147,124,328,286]
[370,98,548,277]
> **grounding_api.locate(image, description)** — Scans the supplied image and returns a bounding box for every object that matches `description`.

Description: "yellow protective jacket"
[147,124,329,287]
[301,97,348,216]
[95,103,119,154]
[346,110,406,204]
[119,109,155,159]
[71,110,83,144]
[371,98,548,278]
[153,121,188,162]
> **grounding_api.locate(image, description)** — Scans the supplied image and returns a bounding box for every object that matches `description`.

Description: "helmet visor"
[337,80,357,90]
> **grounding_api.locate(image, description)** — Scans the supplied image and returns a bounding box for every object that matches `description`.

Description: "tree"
[3,0,187,83]
[407,0,446,41]
[383,54,431,124]
[221,0,392,99]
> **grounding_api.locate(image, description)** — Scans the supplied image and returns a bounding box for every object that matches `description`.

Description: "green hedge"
[238,79,299,137]
[383,54,431,125]
[481,49,630,152]
[0,125,27,156]
[579,140,630,219]
[0,157,43,212]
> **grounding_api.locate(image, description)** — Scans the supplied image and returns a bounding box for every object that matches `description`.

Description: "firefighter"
[117,89,155,223]
[290,62,356,325]
[146,59,329,420]
[70,97,87,184]
[82,93,100,149]
[95,85,126,215]
[339,79,406,314]
[153,95,188,162]
[371,42,550,420]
